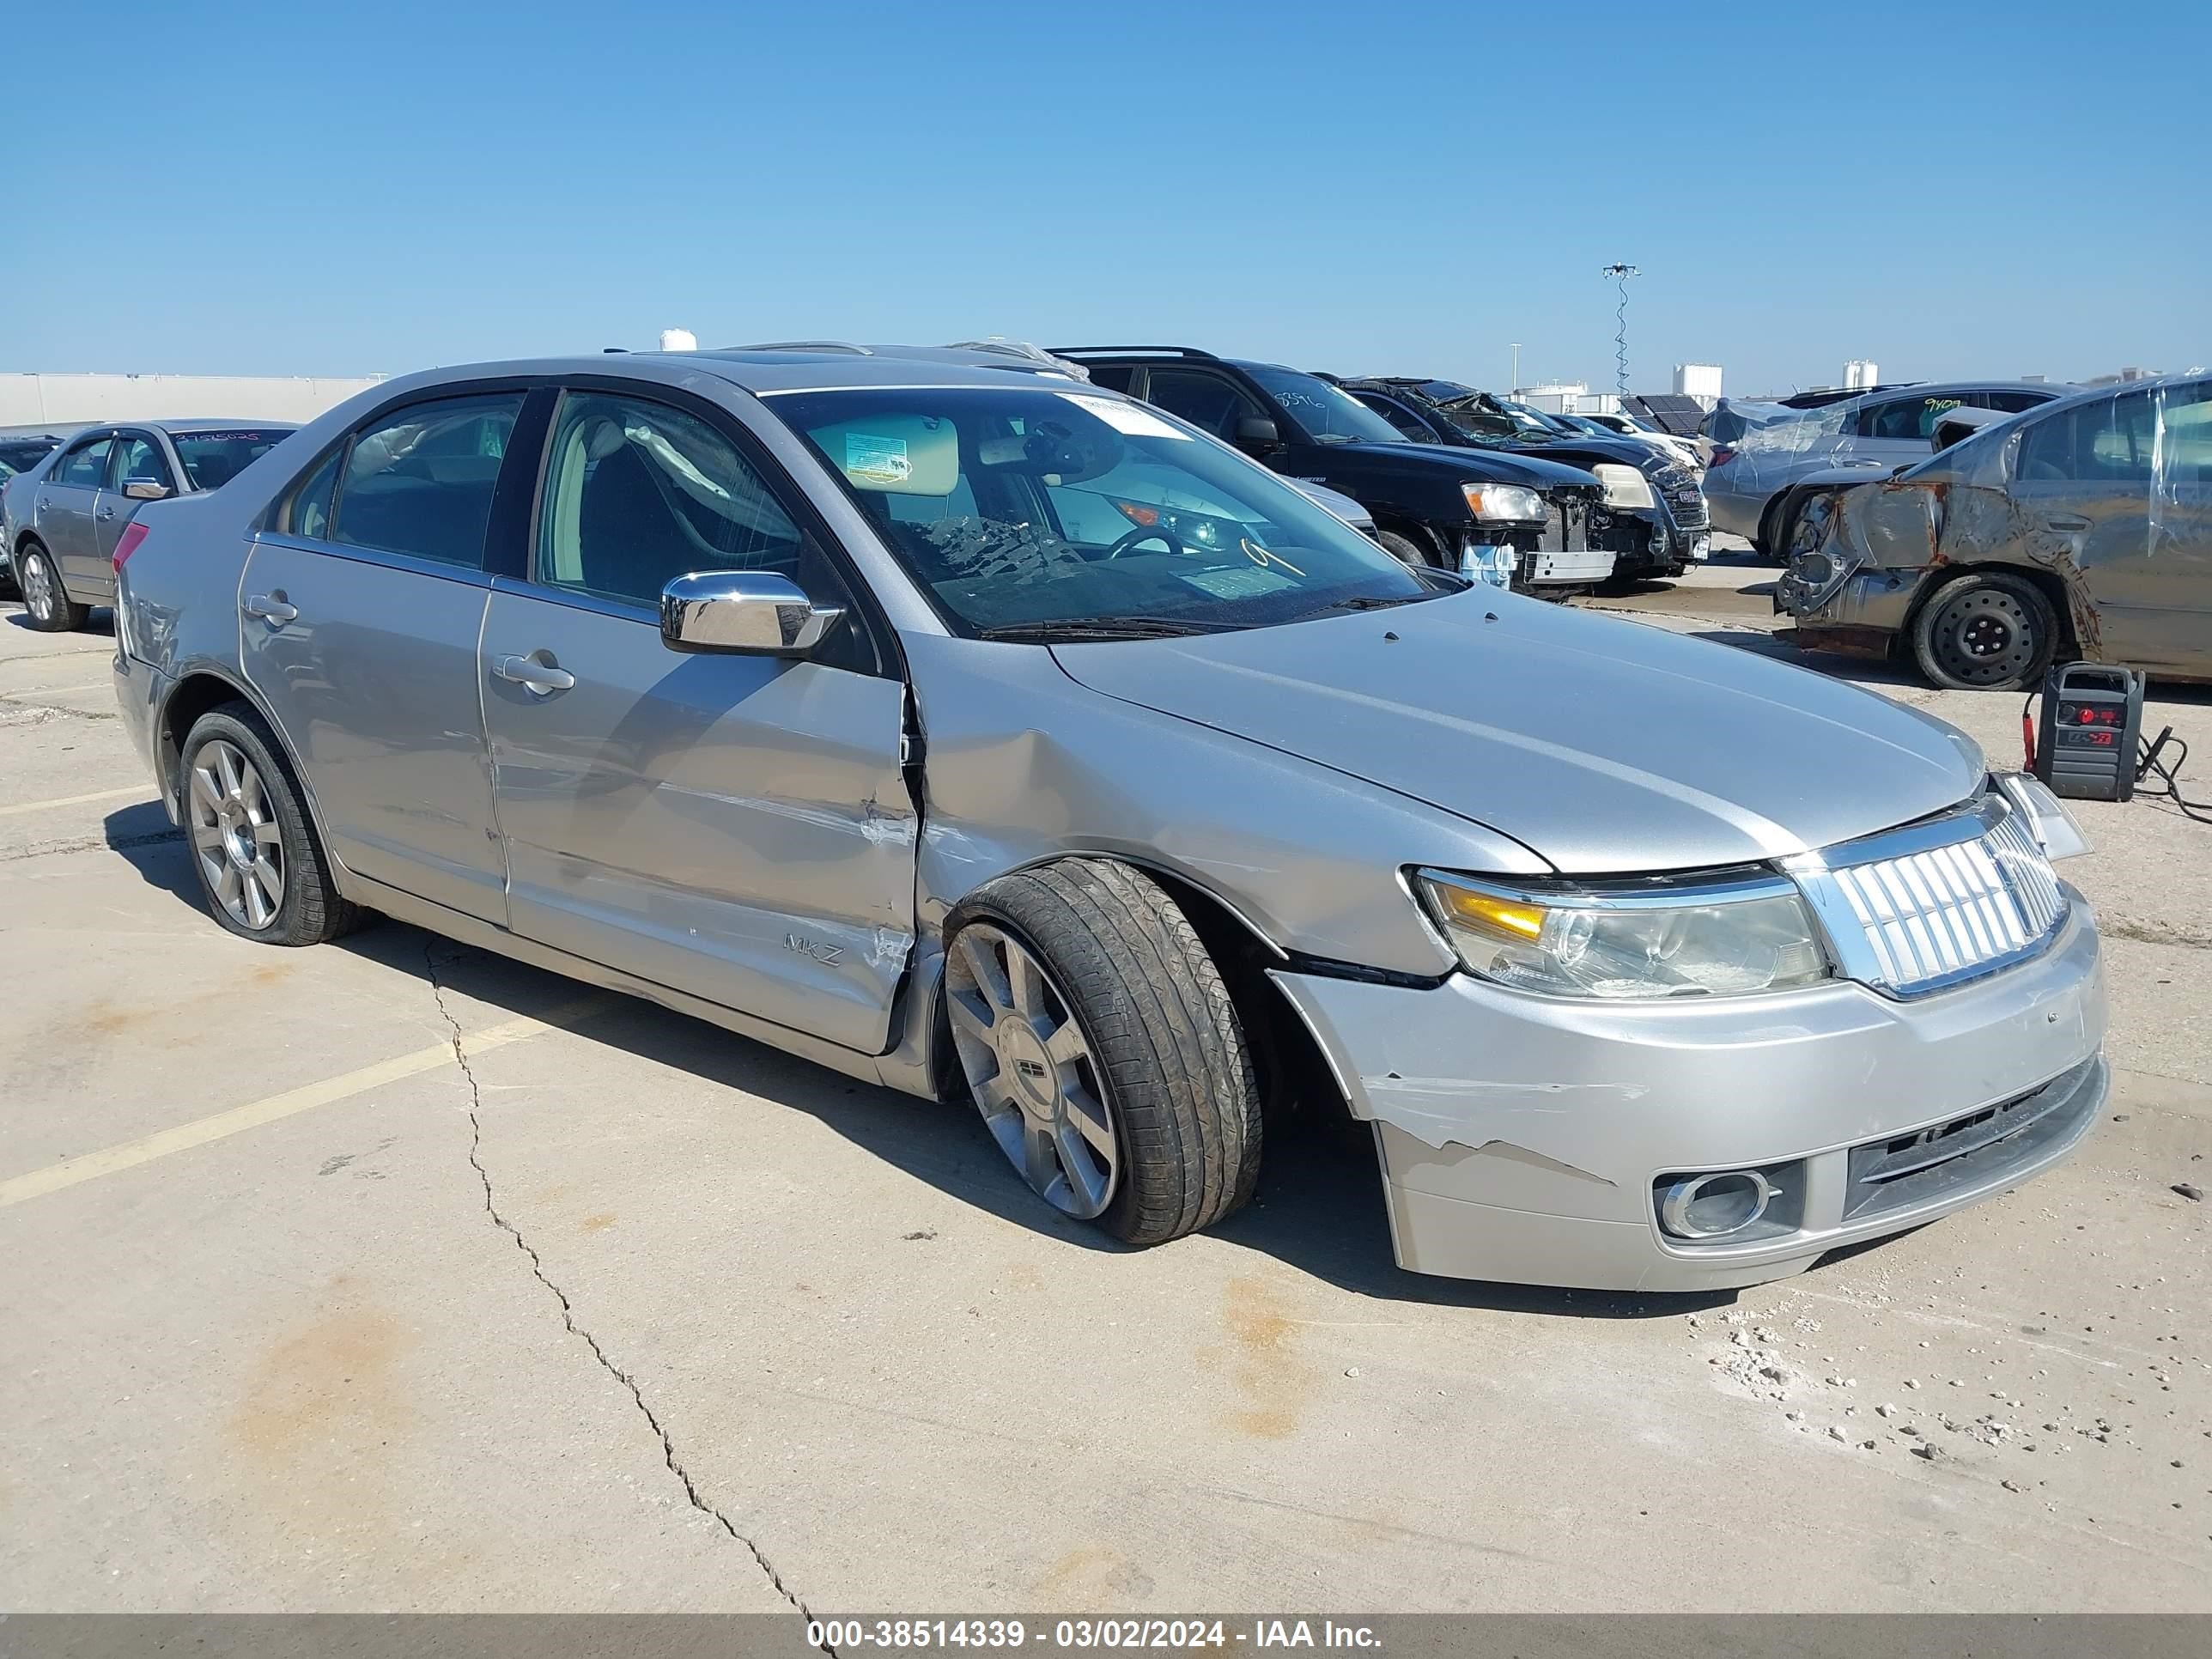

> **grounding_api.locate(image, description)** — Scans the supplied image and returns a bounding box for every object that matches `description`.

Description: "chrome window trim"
[249,531,495,590]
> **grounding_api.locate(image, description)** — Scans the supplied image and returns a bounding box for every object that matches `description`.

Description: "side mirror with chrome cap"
[659,570,845,657]
[122,478,172,501]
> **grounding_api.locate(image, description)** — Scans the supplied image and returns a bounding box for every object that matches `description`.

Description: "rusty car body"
[1776,374,2212,689]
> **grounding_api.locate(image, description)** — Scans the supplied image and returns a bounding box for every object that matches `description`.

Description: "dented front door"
[480,586,915,1054]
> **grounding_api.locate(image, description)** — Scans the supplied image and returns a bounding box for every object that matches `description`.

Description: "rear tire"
[17,543,86,631]
[1910,573,2059,692]
[945,859,1261,1247]
[179,702,366,945]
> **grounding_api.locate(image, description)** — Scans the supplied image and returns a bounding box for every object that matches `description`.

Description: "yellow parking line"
[0,994,613,1208]
[0,787,154,819]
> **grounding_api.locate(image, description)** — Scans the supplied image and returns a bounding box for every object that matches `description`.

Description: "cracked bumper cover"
[1269,899,2105,1291]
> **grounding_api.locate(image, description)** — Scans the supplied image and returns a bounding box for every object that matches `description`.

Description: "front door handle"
[2045,514,2092,533]
[242,593,298,624]
[493,654,576,696]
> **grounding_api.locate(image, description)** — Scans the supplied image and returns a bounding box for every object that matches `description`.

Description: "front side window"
[55,437,112,489]
[112,434,173,491]
[172,429,289,490]
[1358,394,1435,442]
[1142,368,1266,442]
[1242,366,1407,445]
[331,394,524,568]
[775,385,1431,639]
[535,391,810,606]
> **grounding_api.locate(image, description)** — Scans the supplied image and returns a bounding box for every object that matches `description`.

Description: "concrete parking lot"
[2,560,2206,1617]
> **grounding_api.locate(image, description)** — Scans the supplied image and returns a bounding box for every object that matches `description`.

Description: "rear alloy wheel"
[1911,573,2058,692]
[945,860,1261,1246]
[180,704,365,945]
[17,544,86,632]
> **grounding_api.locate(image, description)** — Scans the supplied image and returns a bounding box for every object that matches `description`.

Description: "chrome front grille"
[1788,795,2069,998]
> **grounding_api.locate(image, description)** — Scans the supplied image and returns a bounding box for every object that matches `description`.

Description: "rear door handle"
[2045,514,2092,533]
[96,506,116,521]
[494,653,575,695]
[242,593,298,624]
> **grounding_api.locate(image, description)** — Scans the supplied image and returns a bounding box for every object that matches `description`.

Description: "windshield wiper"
[975,615,1239,642]
[1304,592,1424,617]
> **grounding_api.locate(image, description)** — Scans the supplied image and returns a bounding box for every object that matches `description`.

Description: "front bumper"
[1270,899,2105,1291]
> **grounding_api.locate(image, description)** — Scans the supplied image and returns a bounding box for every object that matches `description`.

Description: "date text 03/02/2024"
[803,1620,1383,1650]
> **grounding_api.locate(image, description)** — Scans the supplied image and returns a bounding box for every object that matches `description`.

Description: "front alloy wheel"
[189,738,286,930]
[946,923,1117,1219]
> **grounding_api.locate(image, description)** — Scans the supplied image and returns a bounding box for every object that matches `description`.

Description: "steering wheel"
[1103,525,1186,560]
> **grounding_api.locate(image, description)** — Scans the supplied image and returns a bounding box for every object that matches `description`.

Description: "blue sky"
[2,1,2202,397]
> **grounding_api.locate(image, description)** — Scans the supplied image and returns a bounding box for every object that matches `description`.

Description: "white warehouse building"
[0,373,387,435]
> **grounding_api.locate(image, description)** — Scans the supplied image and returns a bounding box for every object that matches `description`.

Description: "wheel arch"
[157,668,348,885]
[1901,561,2079,660]
[929,851,1348,1126]
[1366,514,1444,565]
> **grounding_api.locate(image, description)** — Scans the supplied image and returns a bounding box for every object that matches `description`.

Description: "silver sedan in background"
[3,419,295,629]
[106,345,2106,1291]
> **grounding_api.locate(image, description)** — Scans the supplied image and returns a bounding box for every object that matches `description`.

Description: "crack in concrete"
[0,828,182,863]
[421,945,830,1650]
[2100,916,2212,952]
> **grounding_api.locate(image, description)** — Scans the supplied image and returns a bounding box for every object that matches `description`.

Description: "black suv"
[1337,379,1711,580]
[1052,348,1614,592]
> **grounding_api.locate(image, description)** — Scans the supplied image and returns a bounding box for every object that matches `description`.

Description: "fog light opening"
[1659,1170,1776,1239]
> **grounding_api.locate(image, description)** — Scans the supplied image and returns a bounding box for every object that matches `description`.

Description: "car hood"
[1050,588,1984,874]
[1321,440,1601,490]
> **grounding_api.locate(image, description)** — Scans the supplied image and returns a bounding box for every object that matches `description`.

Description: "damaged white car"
[110,344,2106,1291]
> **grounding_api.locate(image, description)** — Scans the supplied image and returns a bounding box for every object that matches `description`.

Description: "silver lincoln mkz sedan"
[109,345,2108,1291]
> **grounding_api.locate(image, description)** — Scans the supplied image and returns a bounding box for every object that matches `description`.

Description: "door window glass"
[537,392,817,606]
[1082,365,1138,393]
[2159,384,2212,483]
[112,435,173,492]
[331,394,524,568]
[55,438,112,488]
[1142,369,1264,441]
[1981,390,2051,415]
[1359,394,1434,441]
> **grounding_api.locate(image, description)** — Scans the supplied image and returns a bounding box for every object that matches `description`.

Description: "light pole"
[1600,263,1640,397]
[1510,342,1521,396]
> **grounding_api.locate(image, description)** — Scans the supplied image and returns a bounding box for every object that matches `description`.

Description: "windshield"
[1242,367,1408,446]
[774,386,1434,639]
[172,429,291,490]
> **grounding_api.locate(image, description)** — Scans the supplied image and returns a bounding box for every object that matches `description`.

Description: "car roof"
[633,344,1087,394]
[143,418,302,434]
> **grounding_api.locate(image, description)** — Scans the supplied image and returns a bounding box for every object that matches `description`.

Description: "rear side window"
[331,394,525,569]
[1083,364,1137,393]
[1980,391,2051,415]
[55,438,112,488]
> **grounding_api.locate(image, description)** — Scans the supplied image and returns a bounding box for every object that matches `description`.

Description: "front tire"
[944,860,1261,1246]
[1374,529,1435,569]
[17,543,86,631]
[180,703,364,945]
[1910,573,2058,692]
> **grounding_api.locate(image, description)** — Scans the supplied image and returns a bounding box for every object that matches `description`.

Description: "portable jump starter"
[2032,663,2144,802]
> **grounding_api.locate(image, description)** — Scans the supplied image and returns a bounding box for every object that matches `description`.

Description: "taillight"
[1709,446,1738,469]
[112,521,152,572]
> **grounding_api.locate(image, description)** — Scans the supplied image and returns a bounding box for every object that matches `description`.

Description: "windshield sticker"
[1178,564,1297,600]
[1056,392,1189,441]
[845,432,912,485]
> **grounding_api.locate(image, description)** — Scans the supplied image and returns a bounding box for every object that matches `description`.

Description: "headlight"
[1462,482,1546,522]
[1591,464,1654,509]
[1414,868,1832,1000]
